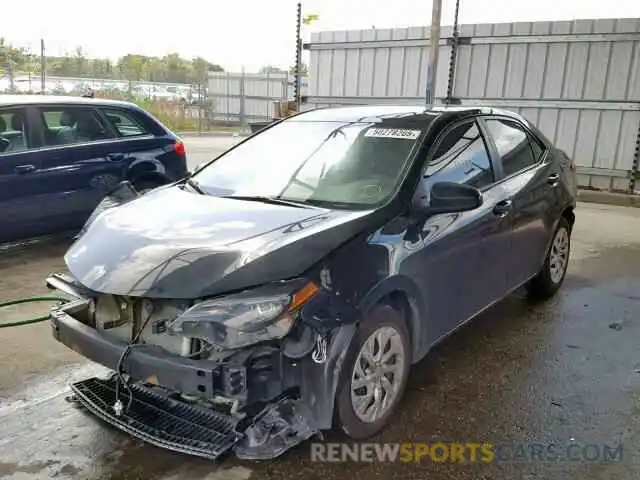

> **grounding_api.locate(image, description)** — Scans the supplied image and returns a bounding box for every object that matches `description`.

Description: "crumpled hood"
[65,186,374,298]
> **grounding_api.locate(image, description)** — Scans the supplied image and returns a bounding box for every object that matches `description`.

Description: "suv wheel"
[526,217,571,299]
[336,304,411,439]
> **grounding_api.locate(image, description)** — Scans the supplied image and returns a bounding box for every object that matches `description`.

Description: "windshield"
[192,120,424,209]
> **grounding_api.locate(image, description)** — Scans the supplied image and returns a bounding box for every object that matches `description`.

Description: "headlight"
[167,281,319,350]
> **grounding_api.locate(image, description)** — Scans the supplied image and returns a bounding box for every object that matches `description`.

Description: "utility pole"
[40,38,46,94]
[8,63,15,93]
[239,66,248,132]
[425,0,443,107]
[197,82,203,135]
[294,1,302,112]
[445,0,461,104]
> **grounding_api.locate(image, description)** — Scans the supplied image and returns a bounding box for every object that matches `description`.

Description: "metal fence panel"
[306,18,640,192]
[207,72,309,124]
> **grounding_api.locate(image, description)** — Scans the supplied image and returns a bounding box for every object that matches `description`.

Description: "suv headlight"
[168,281,319,350]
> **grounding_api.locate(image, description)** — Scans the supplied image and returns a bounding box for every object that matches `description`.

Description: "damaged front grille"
[71,376,242,459]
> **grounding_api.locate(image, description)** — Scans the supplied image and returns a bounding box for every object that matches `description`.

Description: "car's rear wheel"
[526,217,571,299]
[336,304,411,439]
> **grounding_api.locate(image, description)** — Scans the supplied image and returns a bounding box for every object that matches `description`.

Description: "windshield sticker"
[364,128,421,140]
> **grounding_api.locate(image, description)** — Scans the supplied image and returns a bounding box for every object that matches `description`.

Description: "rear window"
[39,107,113,146]
[101,108,151,137]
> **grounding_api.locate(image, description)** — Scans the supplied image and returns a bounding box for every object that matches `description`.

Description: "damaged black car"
[48,105,577,460]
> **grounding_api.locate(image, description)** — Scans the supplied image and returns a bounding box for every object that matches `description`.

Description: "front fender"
[358,275,428,362]
[298,323,357,430]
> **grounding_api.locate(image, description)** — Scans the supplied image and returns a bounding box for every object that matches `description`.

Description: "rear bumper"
[51,303,222,398]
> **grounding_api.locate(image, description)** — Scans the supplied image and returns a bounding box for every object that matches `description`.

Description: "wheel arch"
[561,205,575,232]
[127,159,169,186]
[128,167,170,187]
[300,277,426,431]
[357,276,427,363]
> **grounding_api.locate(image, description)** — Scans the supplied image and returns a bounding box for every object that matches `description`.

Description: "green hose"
[0,296,69,328]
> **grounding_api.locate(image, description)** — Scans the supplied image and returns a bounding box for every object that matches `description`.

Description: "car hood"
[65,186,375,299]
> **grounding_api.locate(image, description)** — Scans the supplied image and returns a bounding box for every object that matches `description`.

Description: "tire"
[336,304,411,439]
[133,179,163,195]
[526,217,571,299]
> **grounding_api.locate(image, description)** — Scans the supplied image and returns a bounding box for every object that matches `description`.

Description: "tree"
[190,57,224,83]
[73,46,86,77]
[0,38,29,72]
[118,54,147,81]
[48,56,75,77]
[191,56,210,84]
[1,39,226,85]
[144,57,164,82]
[90,58,112,78]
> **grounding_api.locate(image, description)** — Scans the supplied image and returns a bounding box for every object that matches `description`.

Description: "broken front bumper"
[51,302,224,398]
[51,298,357,460]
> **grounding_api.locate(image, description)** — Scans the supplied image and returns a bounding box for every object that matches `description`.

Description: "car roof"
[0,94,137,108]
[291,104,523,123]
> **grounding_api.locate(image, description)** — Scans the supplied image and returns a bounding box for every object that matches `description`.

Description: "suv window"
[102,109,150,137]
[424,121,494,189]
[484,118,541,177]
[0,109,29,154]
[39,107,113,146]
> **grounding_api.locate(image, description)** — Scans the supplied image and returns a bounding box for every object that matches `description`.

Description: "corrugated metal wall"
[207,72,309,123]
[307,18,640,192]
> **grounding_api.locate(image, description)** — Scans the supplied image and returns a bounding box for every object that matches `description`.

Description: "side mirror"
[0,138,9,153]
[414,181,482,217]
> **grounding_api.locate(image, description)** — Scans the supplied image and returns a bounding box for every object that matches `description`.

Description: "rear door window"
[38,107,113,146]
[0,108,30,154]
[484,118,542,177]
[101,109,151,137]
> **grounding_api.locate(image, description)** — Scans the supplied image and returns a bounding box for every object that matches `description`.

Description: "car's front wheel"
[336,304,411,439]
[526,217,571,299]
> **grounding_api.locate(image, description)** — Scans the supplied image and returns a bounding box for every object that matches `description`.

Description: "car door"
[97,106,176,184]
[480,116,557,288]
[0,106,53,242]
[408,119,512,342]
[31,104,125,231]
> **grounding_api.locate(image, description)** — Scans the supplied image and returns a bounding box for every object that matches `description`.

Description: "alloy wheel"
[549,226,569,284]
[350,326,406,423]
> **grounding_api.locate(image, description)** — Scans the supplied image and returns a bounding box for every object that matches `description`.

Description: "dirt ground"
[0,199,639,480]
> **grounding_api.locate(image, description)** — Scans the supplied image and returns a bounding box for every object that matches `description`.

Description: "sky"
[4,0,639,72]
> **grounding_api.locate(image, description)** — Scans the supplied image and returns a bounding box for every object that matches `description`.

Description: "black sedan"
[47,105,577,460]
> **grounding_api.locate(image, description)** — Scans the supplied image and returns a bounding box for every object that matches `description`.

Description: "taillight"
[173,140,186,157]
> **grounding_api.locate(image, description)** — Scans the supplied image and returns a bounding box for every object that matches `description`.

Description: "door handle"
[493,199,513,218]
[547,172,560,186]
[107,153,125,162]
[14,164,36,174]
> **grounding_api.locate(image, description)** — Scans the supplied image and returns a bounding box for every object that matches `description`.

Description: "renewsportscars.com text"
[310,442,624,463]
